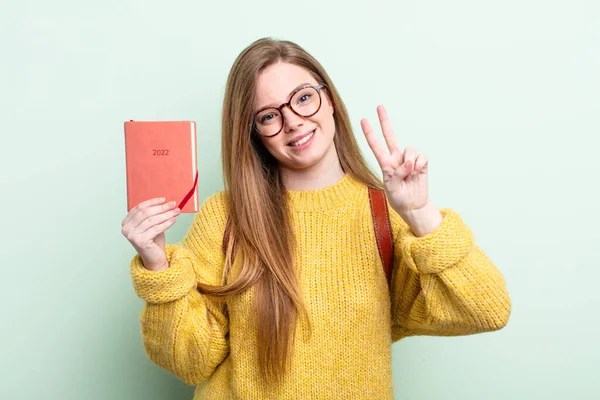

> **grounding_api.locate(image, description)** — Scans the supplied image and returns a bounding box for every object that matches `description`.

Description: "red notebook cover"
[124,120,198,213]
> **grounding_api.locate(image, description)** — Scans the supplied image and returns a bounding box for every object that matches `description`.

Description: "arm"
[388,206,512,341]
[129,192,230,385]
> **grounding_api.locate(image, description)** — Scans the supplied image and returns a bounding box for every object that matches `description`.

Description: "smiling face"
[253,61,337,174]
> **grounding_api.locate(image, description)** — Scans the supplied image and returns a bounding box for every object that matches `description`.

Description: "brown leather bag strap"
[222,187,394,289]
[368,186,394,290]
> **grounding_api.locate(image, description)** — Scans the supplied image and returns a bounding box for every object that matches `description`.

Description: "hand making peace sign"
[361,105,431,216]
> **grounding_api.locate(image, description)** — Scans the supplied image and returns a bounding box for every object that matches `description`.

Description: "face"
[253,62,336,172]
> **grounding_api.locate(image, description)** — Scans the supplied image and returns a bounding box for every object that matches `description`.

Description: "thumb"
[395,159,413,180]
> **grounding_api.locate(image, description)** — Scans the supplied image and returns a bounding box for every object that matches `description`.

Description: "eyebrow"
[288,82,312,97]
[255,82,312,111]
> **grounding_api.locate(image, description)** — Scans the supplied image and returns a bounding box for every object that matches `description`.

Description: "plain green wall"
[2,0,598,399]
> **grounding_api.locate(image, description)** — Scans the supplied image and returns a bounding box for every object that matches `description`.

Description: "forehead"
[254,62,317,109]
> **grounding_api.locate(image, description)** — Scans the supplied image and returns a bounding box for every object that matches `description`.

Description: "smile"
[288,130,315,147]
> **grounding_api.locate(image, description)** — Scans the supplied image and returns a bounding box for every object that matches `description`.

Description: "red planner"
[124,120,198,213]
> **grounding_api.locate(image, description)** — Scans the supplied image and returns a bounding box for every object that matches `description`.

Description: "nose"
[281,105,304,133]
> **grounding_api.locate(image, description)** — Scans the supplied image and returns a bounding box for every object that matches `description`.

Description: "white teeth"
[289,131,314,147]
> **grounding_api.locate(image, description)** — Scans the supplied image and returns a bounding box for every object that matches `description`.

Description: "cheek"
[259,137,284,156]
[319,114,336,137]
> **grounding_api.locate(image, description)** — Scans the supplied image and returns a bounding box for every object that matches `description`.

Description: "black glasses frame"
[250,84,327,137]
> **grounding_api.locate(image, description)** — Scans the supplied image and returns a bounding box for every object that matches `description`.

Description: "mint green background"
[2,1,598,399]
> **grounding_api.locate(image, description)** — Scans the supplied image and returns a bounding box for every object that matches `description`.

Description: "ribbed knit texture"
[130,173,511,399]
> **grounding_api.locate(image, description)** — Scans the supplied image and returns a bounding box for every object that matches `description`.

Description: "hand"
[121,198,181,271]
[360,105,431,215]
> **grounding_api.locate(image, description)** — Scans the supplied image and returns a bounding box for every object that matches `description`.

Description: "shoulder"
[199,190,230,222]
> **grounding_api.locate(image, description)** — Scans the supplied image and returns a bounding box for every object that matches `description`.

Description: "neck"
[279,142,345,190]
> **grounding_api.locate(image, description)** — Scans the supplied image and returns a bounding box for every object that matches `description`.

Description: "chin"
[283,150,332,171]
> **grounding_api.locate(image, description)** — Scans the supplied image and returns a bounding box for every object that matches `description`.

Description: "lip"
[288,129,316,146]
[287,129,316,150]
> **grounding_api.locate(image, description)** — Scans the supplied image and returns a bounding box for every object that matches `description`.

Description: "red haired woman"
[121,37,511,399]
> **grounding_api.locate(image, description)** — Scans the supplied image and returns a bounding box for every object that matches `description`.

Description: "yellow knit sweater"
[129,173,511,399]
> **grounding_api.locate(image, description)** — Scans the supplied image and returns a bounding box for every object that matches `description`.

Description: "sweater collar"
[285,173,365,211]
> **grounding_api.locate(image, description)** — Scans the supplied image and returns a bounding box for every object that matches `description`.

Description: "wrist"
[142,257,169,272]
[398,202,444,237]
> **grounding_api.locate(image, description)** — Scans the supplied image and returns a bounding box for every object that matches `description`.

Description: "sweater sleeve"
[387,206,512,342]
[129,192,230,385]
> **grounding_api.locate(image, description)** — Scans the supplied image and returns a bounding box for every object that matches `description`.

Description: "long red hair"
[196,37,383,386]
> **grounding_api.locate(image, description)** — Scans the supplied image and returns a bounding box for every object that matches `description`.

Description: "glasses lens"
[255,108,282,136]
[291,86,321,117]
[253,86,322,136]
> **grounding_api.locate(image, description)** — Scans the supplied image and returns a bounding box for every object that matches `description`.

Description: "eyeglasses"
[251,84,326,137]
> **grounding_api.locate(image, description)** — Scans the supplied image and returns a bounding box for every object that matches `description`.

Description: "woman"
[121,37,511,399]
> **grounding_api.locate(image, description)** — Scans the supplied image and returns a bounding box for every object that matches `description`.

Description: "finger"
[393,159,412,181]
[377,105,401,154]
[136,205,181,237]
[132,200,179,230]
[414,153,428,174]
[139,211,179,238]
[360,118,389,169]
[123,197,167,227]
[403,147,418,175]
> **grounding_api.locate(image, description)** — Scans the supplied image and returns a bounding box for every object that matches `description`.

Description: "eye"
[297,93,312,104]
[260,113,276,124]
